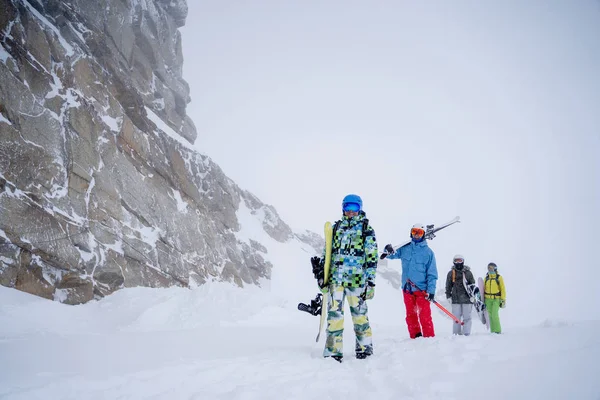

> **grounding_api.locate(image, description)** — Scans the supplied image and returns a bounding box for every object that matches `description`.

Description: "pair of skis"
[380,216,461,259]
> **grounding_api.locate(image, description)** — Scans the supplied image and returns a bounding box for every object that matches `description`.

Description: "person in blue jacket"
[383,224,438,338]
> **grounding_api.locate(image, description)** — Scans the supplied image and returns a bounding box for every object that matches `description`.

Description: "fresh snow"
[0,181,597,399]
[0,282,598,400]
[53,287,69,302]
[2,199,595,398]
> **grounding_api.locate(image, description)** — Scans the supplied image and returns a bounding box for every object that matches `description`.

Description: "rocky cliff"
[0,0,321,304]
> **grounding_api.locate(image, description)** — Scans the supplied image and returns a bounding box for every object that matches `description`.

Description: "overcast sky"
[181,1,600,319]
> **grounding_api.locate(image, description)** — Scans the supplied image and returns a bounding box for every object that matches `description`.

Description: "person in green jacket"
[484,262,506,334]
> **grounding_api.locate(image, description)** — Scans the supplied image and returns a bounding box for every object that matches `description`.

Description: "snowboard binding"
[297,293,323,316]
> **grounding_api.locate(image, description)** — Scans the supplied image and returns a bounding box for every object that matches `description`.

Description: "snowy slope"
[0,281,598,400]
[1,190,597,399]
[0,171,596,398]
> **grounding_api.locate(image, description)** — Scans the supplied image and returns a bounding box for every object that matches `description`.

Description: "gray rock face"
[0,0,320,304]
[294,231,325,256]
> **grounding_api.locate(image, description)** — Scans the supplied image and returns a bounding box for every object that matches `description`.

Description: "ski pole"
[406,280,464,325]
[432,300,464,325]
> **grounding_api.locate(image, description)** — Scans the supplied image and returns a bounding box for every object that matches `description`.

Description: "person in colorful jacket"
[383,224,438,338]
[445,254,475,335]
[484,262,506,334]
[318,194,378,362]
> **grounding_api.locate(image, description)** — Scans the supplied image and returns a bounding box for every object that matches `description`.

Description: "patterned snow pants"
[323,285,373,358]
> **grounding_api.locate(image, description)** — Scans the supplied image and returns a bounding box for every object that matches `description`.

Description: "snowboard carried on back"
[462,274,489,329]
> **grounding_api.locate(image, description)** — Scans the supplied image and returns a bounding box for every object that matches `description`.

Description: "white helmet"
[412,223,425,231]
[453,254,465,262]
[410,223,426,241]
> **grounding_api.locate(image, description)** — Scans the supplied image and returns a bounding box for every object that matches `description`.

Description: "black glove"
[426,293,435,302]
[380,244,394,260]
[360,280,376,301]
[310,256,326,288]
[311,256,322,277]
[311,256,320,269]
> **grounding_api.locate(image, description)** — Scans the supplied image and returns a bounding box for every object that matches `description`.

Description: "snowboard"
[462,274,487,327]
[316,221,333,342]
[380,216,460,259]
[477,277,490,330]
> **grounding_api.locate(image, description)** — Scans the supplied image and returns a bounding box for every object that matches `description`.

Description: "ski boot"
[332,355,343,363]
[356,346,373,360]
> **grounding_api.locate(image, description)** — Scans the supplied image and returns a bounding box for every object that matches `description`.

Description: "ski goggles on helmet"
[453,258,464,264]
[411,228,425,238]
[342,202,361,212]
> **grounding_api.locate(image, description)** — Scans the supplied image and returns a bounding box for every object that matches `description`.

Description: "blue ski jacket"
[387,240,438,295]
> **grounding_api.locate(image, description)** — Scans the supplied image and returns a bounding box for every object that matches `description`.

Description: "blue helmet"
[342,194,362,212]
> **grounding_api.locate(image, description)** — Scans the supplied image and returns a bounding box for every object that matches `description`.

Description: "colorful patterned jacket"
[325,212,378,288]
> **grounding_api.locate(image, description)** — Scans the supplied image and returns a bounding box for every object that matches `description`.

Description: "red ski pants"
[403,290,435,338]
